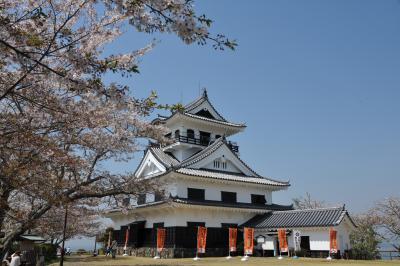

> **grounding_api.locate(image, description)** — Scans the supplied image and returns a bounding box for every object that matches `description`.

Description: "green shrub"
[37,243,58,262]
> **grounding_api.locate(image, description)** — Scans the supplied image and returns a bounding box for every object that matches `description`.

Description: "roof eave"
[172,170,290,188]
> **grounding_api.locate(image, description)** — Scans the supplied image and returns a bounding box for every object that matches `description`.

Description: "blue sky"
[68,0,400,250]
[105,0,400,213]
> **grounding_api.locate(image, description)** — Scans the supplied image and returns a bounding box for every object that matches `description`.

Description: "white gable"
[135,150,166,178]
[186,144,257,177]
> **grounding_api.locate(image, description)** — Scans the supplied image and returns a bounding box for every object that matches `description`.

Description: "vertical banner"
[107,230,112,248]
[197,226,207,254]
[229,228,237,252]
[293,230,301,252]
[243,227,254,255]
[157,228,166,252]
[123,227,129,250]
[278,229,288,252]
[329,228,338,254]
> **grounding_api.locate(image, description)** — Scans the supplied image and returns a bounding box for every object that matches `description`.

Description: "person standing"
[110,240,117,259]
[10,251,21,266]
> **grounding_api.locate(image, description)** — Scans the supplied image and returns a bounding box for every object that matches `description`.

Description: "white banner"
[293,230,301,251]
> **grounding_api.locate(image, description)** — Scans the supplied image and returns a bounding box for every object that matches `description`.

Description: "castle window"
[251,194,266,205]
[187,129,195,140]
[154,192,163,202]
[214,160,227,169]
[122,197,130,207]
[199,131,211,145]
[174,129,180,139]
[222,161,227,169]
[137,193,146,205]
[221,191,237,203]
[187,188,205,200]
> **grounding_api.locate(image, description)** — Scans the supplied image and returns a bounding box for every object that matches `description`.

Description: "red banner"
[197,226,207,253]
[157,228,166,252]
[123,227,129,250]
[330,228,338,253]
[278,229,288,253]
[243,227,254,255]
[107,230,112,248]
[229,228,237,252]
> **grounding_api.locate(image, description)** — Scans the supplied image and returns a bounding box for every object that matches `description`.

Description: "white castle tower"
[105,89,292,257]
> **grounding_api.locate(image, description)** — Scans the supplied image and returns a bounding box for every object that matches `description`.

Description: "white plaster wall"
[335,218,353,250]
[260,226,351,251]
[173,177,273,204]
[110,209,176,229]
[258,224,353,252]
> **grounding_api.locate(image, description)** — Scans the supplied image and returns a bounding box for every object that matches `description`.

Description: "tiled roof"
[181,112,245,128]
[152,112,245,128]
[18,235,46,242]
[145,139,289,187]
[176,168,290,187]
[149,147,179,167]
[242,206,356,228]
[171,196,293,211]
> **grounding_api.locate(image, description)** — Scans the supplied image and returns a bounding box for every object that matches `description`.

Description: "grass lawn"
[49,255,400,266]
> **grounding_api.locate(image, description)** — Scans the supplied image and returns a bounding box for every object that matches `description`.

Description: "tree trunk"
[0,185,11,259]
[0,186,11,232]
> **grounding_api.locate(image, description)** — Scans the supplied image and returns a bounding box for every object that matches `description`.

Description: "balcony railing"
[174,135,239,153]
[175,135,209,146]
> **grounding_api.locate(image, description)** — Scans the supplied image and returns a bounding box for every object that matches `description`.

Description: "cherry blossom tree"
[34,205,100,246]
[372,197,400,252]
[292,192,326,209]
[0,0,236,258]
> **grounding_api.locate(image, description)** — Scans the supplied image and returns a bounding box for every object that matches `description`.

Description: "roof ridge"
[149,146,180,167]
[184,94,206,111]
[273,205,345,213]
[180,138,225,166]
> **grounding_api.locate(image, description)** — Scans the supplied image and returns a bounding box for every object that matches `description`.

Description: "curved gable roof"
[184,89,226,122]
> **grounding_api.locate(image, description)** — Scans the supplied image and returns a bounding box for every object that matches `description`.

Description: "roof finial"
[202,87,208,98]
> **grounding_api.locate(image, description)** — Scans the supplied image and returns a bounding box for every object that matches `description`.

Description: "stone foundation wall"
[116,247,351,259]
[116,247,231,258]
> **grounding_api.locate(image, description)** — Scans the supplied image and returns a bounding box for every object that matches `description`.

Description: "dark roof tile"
[242,206,356,228]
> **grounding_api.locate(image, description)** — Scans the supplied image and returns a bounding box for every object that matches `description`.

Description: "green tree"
[350,214,380,260]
